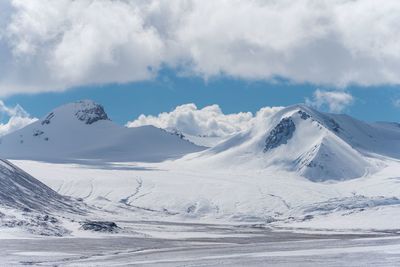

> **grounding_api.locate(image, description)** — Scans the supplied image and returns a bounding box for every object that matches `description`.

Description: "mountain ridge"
[1,101,399,181]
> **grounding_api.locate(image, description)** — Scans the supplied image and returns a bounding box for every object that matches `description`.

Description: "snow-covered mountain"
[0,100,205,162]
[191,104,400,181]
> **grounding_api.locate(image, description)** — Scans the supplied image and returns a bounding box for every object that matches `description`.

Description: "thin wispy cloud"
[306,89,354,113]
[1,0,400,96]
[0,100,37,136]
[393,99,400,108]
[0,100,29,117]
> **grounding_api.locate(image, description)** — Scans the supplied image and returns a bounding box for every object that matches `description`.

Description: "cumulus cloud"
[127,103,254,137]
[1,0,400,95]
[0,100,37,136]
[306,89,353,113]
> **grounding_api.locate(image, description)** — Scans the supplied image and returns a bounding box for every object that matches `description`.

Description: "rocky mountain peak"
[73,100,109,125]
[41,100,110,126]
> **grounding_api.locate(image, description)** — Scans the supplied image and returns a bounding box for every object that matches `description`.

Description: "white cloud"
[0,100,37,136]
[306,89,353,113]
[2,0,400,95]
[127,103,255,137]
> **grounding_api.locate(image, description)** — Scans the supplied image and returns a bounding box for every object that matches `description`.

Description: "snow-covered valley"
[1,100,400,266]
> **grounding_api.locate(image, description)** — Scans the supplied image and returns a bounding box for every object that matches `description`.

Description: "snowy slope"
[0,159,72,212]
[0,159,90,236]
[0,100,205,162]
[188,104,399,181]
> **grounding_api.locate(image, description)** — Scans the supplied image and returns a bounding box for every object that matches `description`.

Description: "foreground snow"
[1,222,399,266]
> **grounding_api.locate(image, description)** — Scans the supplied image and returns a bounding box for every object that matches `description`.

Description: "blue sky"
[2,68,399,125]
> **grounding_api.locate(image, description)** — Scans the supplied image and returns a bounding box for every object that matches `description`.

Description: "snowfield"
[11,157,400,232]
[1,100,400,266]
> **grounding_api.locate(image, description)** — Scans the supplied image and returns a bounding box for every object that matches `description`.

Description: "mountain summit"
[41,100,109,126]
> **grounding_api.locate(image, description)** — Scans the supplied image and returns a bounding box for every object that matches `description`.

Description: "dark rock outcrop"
[264,118,296,151]
[80,221,119,232]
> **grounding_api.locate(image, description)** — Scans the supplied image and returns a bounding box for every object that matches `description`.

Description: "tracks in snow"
[119,178,144,206]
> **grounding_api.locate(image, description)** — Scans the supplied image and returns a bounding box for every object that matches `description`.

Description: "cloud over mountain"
[127,103,283,137]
